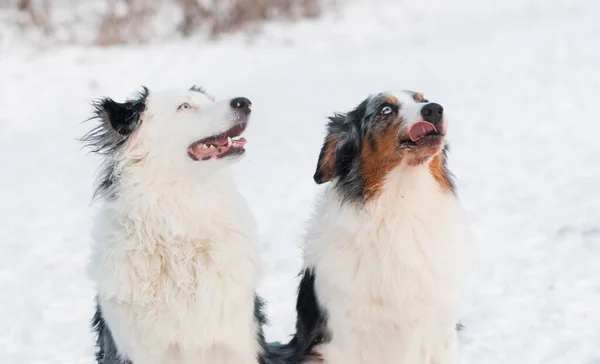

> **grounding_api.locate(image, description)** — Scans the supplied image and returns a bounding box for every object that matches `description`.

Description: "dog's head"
[314,90,454,202]
[82,85,252,197]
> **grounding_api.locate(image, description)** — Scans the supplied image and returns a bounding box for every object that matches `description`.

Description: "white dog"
[283,90,469,364]
[82,85,268,364]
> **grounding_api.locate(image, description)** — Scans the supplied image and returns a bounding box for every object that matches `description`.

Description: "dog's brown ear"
[313,104,365,185]
[313,134,339,184]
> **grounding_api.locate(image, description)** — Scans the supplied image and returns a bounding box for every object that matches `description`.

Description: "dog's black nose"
[230,97,252,114]
[420,103,444,124]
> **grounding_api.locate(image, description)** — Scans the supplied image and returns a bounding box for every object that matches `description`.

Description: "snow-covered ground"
[1,0,599,363]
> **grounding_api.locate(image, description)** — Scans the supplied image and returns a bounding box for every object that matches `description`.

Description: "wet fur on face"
[313,90,455,203]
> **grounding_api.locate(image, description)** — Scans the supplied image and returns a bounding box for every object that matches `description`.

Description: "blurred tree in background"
[0,0,334,46]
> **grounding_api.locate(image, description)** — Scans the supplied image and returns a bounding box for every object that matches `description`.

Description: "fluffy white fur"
[87,89,262,364]
[302,91,469,364]
[304,165,468,364]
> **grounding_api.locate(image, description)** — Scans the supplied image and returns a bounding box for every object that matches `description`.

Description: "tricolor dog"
[285,90,469,364]
[82,85,269,364]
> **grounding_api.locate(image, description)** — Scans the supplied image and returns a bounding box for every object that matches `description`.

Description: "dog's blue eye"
[381,106,393,115]
[178,103,191,110]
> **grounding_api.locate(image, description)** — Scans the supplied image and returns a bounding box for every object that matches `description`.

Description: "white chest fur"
[88,170,261,363]
[304,166,468,364]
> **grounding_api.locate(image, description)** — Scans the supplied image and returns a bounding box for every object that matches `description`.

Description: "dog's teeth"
[208,145,215,149]
[227,137,232,147]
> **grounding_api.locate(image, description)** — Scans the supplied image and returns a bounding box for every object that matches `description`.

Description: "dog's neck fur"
[314,161,463,234]
[89,161,260,305]
[305,160,467,314]
[109,161,254,242]
[363,162,457,216]
[302,161,467,363]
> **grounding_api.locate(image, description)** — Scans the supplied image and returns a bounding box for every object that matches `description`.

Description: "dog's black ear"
[97,98,144,136]
[93,87,148,136]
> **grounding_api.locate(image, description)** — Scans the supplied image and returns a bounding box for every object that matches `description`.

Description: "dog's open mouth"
[400,121,443,147]
[187,122,247,161]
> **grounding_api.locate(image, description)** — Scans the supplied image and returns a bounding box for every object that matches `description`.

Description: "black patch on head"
[80,87,149,199]
[92,299,132,364]
[101,95,146,136]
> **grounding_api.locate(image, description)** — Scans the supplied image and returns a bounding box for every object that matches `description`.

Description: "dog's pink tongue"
[409,121,437,142]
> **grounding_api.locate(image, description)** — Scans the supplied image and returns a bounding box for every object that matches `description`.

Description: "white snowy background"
[1,0,599,363]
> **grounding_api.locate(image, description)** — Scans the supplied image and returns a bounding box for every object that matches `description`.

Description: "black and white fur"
[82,86,270,364]
[281,91,469,364]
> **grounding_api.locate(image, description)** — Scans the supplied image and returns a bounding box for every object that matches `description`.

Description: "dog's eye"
[178,103,191,111]
[380,106,393,115]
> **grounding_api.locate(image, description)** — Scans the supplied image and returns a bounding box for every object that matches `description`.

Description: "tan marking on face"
[383,95,399,105]
[359,119,404,201]
[413,92,424,102]
[428,153,452,193]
